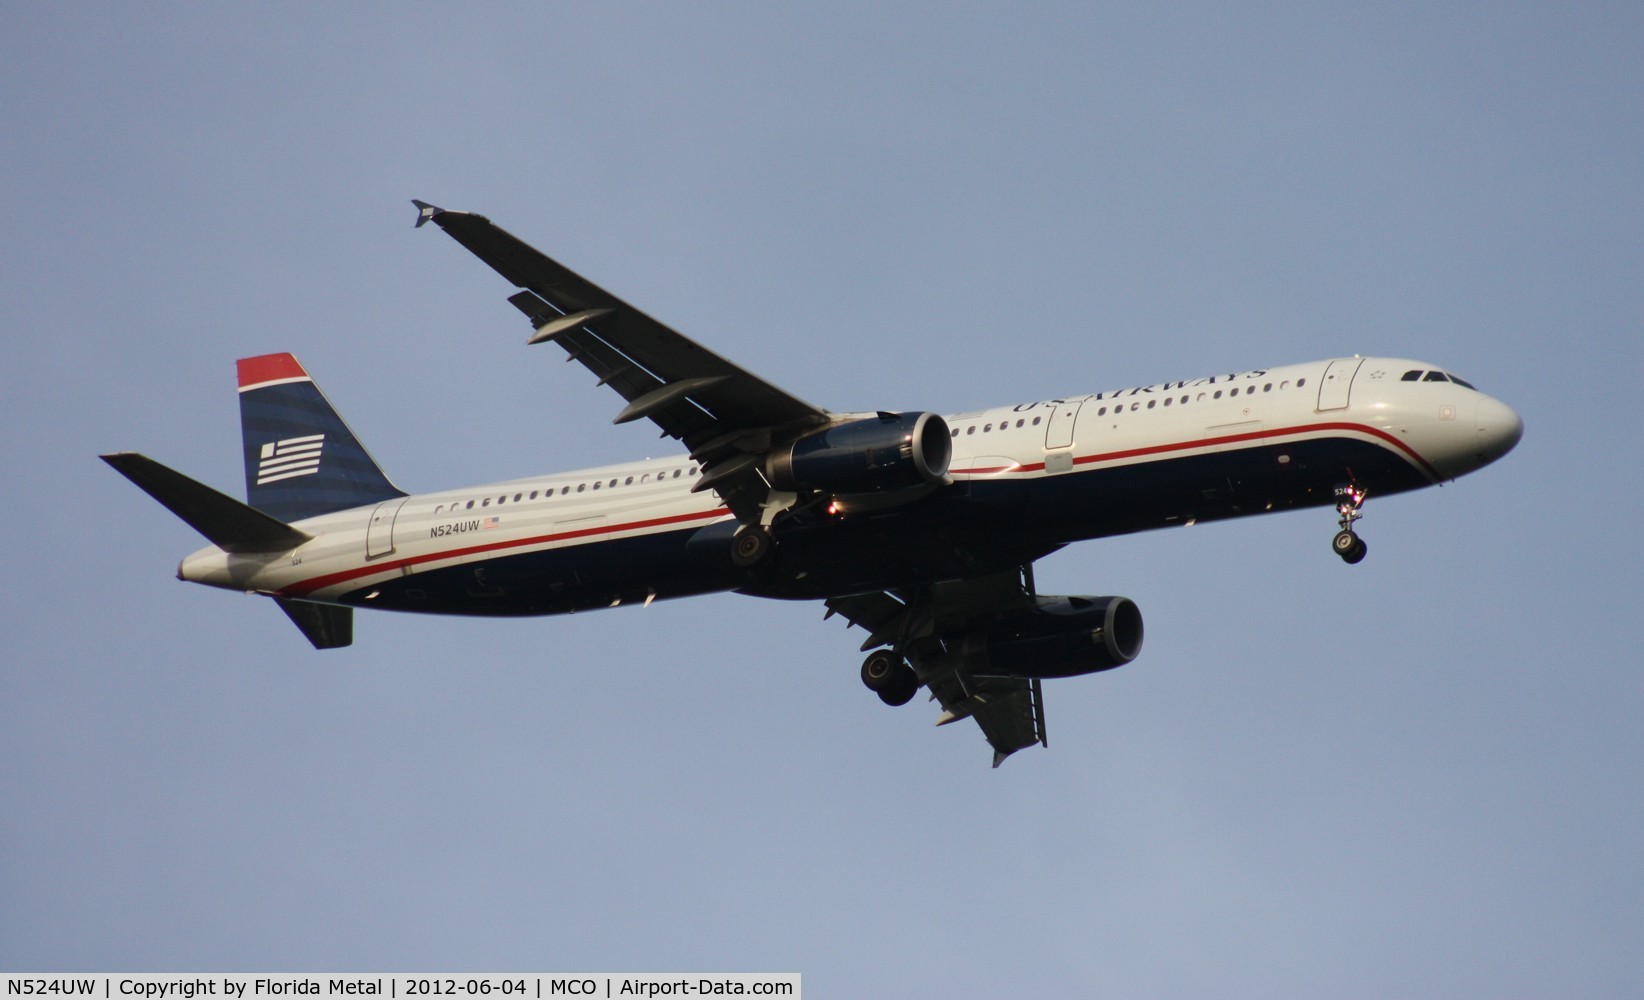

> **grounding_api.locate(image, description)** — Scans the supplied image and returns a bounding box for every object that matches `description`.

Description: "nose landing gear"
[1332,483,1368,564]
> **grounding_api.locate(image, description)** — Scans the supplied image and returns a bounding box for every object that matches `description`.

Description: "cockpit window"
[1449,374,1476,390]
[1423,371,1450,382]
[1402,370,1423,381]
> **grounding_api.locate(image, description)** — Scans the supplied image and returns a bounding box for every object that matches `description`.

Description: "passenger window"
[950,428,959,437]
[1297,378,1306,387]
[1098,406,1107,416]
[561,486,570,495]
[1263,384,1272,392]
[983,423,992,432]
[967,426,975,435]
[482,498,491,507]
[514,493,522,502]
[625,477,634,485]
[1280,381,1289,390]
[577,484,585,493]
[1214,390,1223,399]
[1032,416,1042,426]
[1163,397,1172,406]
[1180,395,1189,404]
[1015,419,1024,428]
[465,500,475,510]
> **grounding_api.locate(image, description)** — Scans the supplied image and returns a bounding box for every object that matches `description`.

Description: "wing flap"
[923,669,1046,767]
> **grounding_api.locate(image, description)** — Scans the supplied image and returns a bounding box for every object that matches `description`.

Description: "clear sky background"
[3,4,1640,995]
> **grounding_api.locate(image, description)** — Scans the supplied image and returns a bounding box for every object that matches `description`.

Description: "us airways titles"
[1011,368,1271,409]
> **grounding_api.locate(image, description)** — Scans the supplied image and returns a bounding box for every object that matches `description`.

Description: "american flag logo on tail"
[257,434,325,485]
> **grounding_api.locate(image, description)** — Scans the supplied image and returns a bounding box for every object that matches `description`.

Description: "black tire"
[730,525,772,568]
[861,650,900,692]
[877,663,919,707]
[1332,529,1359,557]
[1342,537,1368,564]
[881,661,920,707]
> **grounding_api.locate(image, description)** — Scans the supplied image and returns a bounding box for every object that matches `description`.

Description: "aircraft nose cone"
[1475,395,1523,465]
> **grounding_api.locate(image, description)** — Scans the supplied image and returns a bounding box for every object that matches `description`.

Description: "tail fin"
[237,354,405,521]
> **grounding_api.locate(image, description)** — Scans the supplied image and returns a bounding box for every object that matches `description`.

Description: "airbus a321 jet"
[104,201,1523,765]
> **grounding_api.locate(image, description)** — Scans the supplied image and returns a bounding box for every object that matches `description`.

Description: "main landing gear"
[730,524,773,568]
[861,649,919,707]
[1332,483,1368,565]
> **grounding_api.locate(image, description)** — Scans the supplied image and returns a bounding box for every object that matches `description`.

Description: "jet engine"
[767,411,952,494]
[952,595,1144,678]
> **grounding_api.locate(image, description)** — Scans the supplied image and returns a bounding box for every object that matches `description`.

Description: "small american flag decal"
[257,434,324,485]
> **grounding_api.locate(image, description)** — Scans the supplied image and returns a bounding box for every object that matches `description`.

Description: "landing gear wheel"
[877,668,919,707]
[860,650,900,692]
[862,651,919,706]
[1331,482,1369,565]
[730,525,773,568]
[1333,529,1367,564]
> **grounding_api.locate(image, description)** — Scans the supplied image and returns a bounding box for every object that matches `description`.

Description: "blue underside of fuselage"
[339,436,1431,617]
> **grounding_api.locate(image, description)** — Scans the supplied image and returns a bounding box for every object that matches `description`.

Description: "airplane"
[103,200,1524,765]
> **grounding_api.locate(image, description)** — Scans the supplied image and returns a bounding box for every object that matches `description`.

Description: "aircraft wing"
[414,201,830,520]
[826,574,1049,767]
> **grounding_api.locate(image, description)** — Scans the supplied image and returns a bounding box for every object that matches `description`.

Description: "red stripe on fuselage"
[951,421,1439,482]
[290,421,1434,598]
[282,505,730,598]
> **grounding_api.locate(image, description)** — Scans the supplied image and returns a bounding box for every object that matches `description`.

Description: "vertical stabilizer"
[237,354,405,520]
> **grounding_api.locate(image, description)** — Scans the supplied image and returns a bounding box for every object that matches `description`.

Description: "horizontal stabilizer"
[101,452,311,553]
[274,597,353,649]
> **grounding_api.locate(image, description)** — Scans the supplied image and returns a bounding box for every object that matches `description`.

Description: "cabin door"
[1316,358,1364,411]
[366,497,409,559]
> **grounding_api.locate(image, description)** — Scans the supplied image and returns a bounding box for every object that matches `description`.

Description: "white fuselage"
[179,357,1522,609]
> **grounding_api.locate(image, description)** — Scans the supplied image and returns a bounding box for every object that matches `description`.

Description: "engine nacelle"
[767,411,951,494]
[954,595,1144,679]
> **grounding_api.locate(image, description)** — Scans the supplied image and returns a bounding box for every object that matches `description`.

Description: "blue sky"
[3,4,1641,995]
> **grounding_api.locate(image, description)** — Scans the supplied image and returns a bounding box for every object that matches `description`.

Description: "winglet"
[412,199,442,228]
